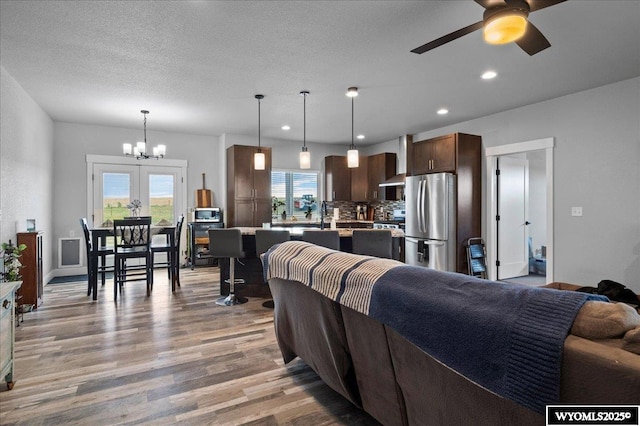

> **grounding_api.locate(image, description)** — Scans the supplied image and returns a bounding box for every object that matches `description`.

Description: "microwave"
[192,207,222,223]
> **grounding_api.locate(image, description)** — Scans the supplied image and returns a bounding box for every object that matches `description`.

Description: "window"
[271,171,319,220]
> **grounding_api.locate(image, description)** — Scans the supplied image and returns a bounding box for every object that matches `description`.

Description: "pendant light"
[123,110,165,159]
[254,94,265,170]
[346,87,359,168]
[299,91,311,169]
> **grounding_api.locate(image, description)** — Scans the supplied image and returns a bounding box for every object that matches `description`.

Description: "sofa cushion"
[543,282,583,292]
[623,326,640,354]
[571,301,640,339]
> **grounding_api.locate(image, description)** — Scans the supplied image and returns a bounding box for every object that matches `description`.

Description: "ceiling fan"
[411,0,566,56]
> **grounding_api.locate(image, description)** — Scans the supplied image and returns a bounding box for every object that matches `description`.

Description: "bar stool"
[255,229,290,308]
[352,229,393,258]
[301,230,340,250]
[208,228,247,306]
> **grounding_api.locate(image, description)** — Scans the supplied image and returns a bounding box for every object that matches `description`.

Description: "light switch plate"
[571,207,583,217]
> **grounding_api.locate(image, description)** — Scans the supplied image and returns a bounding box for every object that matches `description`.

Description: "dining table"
[89,224,177,300]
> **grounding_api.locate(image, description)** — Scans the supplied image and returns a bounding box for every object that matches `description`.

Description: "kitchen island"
[217,227,404,298]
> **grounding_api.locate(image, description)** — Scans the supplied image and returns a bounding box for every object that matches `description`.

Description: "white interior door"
[497,155,529,279]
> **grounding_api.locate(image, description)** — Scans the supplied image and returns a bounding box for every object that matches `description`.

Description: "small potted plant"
[1,240,27,282]
[272,197,285,220]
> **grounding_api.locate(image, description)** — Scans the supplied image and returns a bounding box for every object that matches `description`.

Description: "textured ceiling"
[1,0,639,145]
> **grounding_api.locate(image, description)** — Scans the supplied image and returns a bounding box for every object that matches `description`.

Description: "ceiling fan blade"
[411,21,483,54]
[516,21,551,55]
[474,0,507,9]
[528,0,567,12]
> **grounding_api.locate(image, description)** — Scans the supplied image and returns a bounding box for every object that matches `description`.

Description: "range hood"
[379,135,408,187]
[379,173,405,187]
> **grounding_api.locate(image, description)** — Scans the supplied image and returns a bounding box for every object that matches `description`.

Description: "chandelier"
[123,110,166,159]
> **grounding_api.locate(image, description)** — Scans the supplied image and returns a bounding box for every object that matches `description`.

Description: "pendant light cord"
[258,97,261,153]
[303,93,306,150]
[351,96,355,149]
[143,112,147,147]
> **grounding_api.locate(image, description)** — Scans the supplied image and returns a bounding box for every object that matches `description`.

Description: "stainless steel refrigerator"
[405,173,456,271]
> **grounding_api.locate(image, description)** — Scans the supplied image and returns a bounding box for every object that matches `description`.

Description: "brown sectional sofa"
[266,243,640,426]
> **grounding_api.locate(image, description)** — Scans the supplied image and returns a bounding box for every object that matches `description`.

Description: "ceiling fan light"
[484,14,527,45]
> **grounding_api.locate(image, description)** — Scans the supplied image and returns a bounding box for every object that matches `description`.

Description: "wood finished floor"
[0,268,379,426]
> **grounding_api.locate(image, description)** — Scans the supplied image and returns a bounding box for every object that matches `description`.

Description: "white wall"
[410,77,640,291]
[1,66,54,281]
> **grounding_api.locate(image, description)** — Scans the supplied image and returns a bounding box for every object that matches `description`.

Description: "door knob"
[525,221,531,225]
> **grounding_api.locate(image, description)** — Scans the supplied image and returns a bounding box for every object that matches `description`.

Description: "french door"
[91,163,185,227]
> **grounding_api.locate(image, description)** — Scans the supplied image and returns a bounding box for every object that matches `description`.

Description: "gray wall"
[1,66,54,281]
[52,122,221,269]
[414,77,640,291]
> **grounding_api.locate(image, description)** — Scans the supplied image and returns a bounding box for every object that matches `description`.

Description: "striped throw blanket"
[263,240,403,314]
[263,241,607,414]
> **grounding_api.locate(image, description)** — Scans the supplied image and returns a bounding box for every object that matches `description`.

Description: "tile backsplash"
[325,200,405,221]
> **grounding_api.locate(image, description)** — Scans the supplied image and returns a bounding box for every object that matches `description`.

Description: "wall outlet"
[571,207,583,217]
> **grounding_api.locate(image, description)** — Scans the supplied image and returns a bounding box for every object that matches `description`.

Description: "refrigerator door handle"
[417,179,424,234]
[418,179,427,234]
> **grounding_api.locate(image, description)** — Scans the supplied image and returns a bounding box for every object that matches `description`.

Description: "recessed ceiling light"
[357,134,365,140]
[482,70,497,80]
[281,125,291,130]
[437,108,448,115]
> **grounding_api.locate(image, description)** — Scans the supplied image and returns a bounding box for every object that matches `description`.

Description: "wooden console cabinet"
[17,231,43,309]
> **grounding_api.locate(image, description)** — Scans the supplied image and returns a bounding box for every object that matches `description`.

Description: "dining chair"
[301,230,340,250]
[150,215,184,291]
[80,218,113,297]
[208,228,247,306]
[113,217,152,300]
[352,229,393,259]
[255,229,290,308]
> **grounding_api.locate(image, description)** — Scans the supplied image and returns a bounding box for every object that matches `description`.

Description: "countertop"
[270,219,374,226]
[234,227,404,238]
